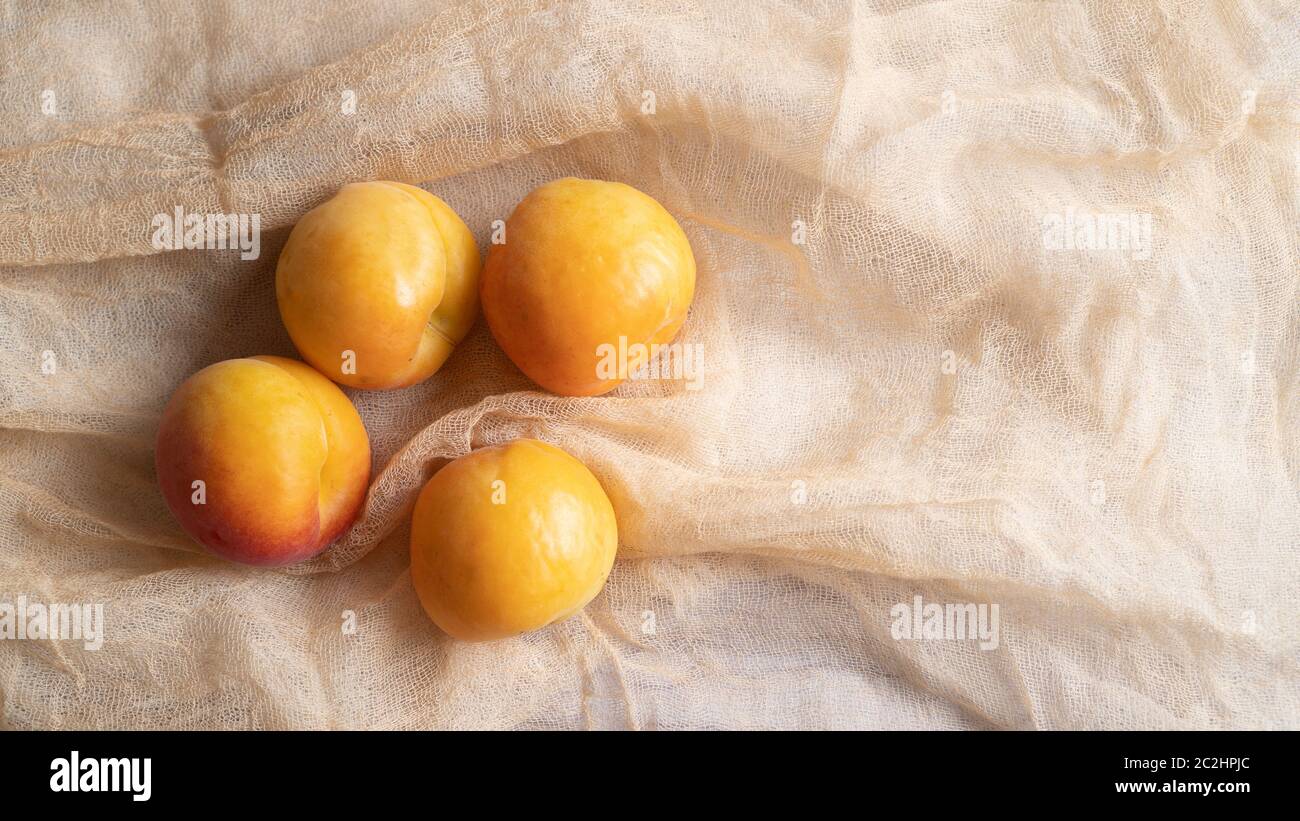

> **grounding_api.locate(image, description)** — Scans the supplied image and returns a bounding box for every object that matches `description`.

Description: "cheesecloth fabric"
[0,0,1297,729]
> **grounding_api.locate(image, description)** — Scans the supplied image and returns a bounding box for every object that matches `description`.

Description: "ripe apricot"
[481,178,696,396]
[276,181,481,390]
[155,356,370,566]
[410,439,618,641]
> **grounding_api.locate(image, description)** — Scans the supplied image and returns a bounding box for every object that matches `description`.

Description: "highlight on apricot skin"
[155,355,371,567]
[409,439,619,642]
[481,177,696,396]
[276,181,482,391]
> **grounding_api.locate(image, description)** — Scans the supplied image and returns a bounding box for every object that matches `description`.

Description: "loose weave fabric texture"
[0,0,1297,729]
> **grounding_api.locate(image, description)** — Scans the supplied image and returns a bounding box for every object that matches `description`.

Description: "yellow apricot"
[481,178,696,396]
[276,181,481,390]
[155,356,370,566]
[410,439,618,641]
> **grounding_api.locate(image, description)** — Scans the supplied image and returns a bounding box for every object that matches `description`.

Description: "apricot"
[410,439,618,641]
[276,181,481,390]
[481,178,696,396]
[155,356,370,566]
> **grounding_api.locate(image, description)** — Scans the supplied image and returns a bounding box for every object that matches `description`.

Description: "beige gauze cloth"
[0,0,1297,729]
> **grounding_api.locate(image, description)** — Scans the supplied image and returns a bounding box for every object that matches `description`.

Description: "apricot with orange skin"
[410,439,618,641]
[276,181,481,390]
[481,178,696,396]
[155,356,370,566]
